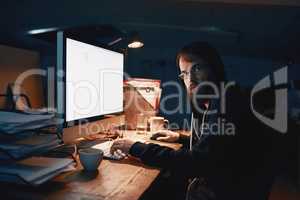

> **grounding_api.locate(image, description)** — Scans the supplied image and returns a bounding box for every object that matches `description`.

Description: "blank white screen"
[66,38,123,122]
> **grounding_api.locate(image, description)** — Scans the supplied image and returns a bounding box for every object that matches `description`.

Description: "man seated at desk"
[111,42,276,200]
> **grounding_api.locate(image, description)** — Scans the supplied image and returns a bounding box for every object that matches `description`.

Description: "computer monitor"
[56,31,124,127]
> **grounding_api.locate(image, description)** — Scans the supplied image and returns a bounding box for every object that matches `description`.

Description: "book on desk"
[0,156,74,186]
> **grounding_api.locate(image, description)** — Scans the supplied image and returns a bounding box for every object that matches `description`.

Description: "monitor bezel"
[56,31,124,128]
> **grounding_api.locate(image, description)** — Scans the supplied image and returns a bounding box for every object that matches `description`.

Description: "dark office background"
[1,0,300,126]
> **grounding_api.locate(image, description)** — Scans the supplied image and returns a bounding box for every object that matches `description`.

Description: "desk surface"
[0,131,184,200]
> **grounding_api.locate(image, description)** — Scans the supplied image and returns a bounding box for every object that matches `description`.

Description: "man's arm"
[151,130,190,146]
[129,134,231,177]
[177,133,190,147]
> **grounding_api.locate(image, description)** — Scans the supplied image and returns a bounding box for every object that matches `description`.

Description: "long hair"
[176,42,226,83]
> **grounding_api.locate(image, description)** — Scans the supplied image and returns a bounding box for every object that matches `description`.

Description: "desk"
[0,131,184,200]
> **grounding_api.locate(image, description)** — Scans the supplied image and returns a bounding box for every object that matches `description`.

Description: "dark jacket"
[129,86,276,200]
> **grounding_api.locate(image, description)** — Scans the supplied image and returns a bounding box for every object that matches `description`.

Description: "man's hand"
[151,130,180,143]
[110,139,136,155]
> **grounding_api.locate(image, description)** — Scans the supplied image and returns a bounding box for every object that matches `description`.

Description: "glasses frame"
[178,70,191,80]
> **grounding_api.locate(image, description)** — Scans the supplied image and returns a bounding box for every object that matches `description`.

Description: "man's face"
[179,56,197,97]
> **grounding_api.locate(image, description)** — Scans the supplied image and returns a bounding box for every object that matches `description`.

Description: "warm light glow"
[128,41,144,48]
[27,27,58,35]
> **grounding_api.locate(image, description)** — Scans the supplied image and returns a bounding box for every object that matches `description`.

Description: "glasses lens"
[178,73,185,80]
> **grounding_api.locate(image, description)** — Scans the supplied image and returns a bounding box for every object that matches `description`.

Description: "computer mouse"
[150,133,166,140]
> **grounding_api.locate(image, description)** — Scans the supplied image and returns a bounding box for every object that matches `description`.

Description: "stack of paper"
[0,157,74,185]
[0,111,70,185]
[0,111,58,135]
[0,134,61,160]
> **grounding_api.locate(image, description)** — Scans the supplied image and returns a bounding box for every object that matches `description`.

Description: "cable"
[189,113,194,151]
[190,109,208,151]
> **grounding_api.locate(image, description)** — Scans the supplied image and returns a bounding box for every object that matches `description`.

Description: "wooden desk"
[0,131,184,200]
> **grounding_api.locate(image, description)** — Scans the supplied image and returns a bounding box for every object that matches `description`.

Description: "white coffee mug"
[148,116,169,132]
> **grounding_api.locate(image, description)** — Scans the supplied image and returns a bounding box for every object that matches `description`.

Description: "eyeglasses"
[178,71,190,80]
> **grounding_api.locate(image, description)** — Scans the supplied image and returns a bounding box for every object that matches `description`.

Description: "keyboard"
[92,141,125,160]
[77,138,108,149]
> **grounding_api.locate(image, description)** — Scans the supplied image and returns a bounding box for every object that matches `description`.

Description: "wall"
[0,44,43,109]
